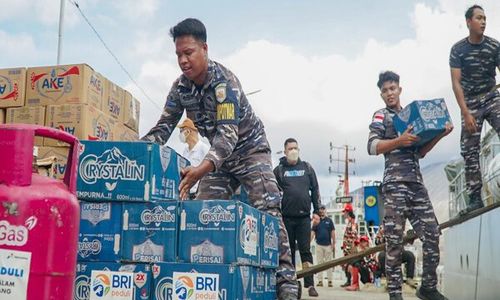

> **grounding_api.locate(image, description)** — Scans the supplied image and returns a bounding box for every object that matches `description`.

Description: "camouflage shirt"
[142,60,270,170]
[367,107,423,184]
[342,220,358,256]
[449,36,500,98]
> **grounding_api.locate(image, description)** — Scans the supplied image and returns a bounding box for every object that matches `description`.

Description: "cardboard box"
[0,67,26,108]
[260,213,279,268]
[178,200,261,266]
[122,91,140,132]
[115,123,139,141]
[103,78,124,120]
[75,262,152,300]
[152,263,264,300]
[0,109,4,123]
[77,141,189,202]
[78,201,122,262]
[393,98,452,147]
[37,147,69,180]
[26,63,103,108]
[121,202,178,263]
[264,269,277,300]
[6,106,45,145]
[45,104,116,146]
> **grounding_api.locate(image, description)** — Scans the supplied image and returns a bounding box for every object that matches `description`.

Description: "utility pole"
[329,142,356,196]
[57,0,65,65]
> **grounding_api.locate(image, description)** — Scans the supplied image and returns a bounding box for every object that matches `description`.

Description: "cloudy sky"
[2,0,499,199]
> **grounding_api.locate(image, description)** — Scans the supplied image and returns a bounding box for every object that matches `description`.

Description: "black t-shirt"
[312,217,335,246]
[449,36,500,98]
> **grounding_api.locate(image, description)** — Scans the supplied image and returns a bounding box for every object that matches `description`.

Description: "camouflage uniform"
[342,220,358,257]
[450,36,500,202]
[143,60,298,299]
[367,107,440,296]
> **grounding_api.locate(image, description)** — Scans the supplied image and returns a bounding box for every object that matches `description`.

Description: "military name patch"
[217,102,236,121]
[215,83,227,103]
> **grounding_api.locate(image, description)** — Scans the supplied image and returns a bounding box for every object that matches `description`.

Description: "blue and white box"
[393,98,452,146]
[121,202,178,263]
[74,262,152,300]
[178,200,260,266]
[151,263,262,300]
[263,269,277,300]
[77,141,189,201]
[260,213,280,268]
[78,201,122,262]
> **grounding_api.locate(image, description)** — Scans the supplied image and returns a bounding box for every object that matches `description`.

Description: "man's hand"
[441,122,454,137]
[462,110,478,134]
[397,125,420,147]
[179,166,202,200]
[312,214,320,226]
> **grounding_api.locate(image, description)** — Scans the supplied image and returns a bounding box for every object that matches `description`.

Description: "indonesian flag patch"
[373,112,385,123]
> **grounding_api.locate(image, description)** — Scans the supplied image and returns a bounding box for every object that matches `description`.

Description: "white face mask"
[179,130,188,143]
[286,149,299,162]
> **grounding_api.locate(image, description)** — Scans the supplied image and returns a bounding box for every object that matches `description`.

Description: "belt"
[472,83,500,100]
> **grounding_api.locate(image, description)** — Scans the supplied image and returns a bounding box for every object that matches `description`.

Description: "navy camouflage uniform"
[450,36,500,202]
[367,107,440,296]
[142,60,298,299]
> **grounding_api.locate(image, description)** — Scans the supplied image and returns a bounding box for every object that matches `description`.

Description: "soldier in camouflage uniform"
[340,204,358,288]
[367,71,452,300]
[450,5,500,214]
[141,18,298,300]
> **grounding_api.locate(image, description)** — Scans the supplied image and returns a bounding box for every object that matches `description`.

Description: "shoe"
[345,267,360,291]
[316,281,323,287]
[308,286,319,297]
[416,287,448,300]
[328,281,333,288]
[389,294,404,300]
[406,278,418,288]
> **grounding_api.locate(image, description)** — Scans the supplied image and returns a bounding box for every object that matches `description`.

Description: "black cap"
[320,205,326,209]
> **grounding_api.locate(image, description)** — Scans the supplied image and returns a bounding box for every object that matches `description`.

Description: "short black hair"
[348,211,355,219]
[465,5,484,20]
[377,71,400,89]
[284,138,298,148]
[170,18,207,42]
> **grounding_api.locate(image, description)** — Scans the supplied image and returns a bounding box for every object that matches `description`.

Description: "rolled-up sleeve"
[367,110,386,156]
[141,80,183,145]
[204,80,241,170]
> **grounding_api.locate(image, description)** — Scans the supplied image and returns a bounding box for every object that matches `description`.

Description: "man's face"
[284,142,299,156]
[319,208,326,217]
[175,35,208,85]
[380,81,402,109]
[467,8,486,36]
[360,241,369,249]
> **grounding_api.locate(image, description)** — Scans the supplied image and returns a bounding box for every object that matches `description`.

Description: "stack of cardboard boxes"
[0,64,141,180]
[74,140,279,300]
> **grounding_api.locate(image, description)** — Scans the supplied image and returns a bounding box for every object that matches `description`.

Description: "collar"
[178,60,224,94]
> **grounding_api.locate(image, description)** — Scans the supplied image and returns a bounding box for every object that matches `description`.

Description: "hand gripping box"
[78,201,122,262]
[178,200,260,266]
[77,141,189,201]
[151,263,263,300]
[260,212,280,268]
[0,67,26,108]
[121,202,178,263]
[393,98,452,147]
[74,262,152,300]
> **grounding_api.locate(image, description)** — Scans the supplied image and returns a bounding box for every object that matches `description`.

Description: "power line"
[67,0,162,110]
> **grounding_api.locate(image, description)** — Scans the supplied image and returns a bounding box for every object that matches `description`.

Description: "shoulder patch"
[215,83,227,103]
[372,112,385,123]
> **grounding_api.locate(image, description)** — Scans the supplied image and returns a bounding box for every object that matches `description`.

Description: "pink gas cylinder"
[0,124,80,300]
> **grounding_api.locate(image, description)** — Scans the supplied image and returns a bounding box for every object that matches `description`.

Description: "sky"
[1,0,499,199]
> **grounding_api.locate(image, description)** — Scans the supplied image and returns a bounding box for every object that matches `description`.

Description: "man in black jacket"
[274,138,321,297]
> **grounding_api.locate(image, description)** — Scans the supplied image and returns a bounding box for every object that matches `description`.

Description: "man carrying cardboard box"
[367,71,452,300]
[142,18,298,300]
[449,5,500,214]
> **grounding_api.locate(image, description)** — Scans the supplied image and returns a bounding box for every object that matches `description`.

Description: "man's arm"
[308,164,321,215]
[141,81,183,144]
[451,68,477,134]
[331,229,336,249]
[418,122,454,158]
[367,114,419,156]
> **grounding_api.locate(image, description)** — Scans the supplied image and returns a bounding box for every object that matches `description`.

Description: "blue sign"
[121,202,178,263]
[393,98,452,146]
[78,201,122,262]
[77,141,189,201]
[178,200,261,266]
[363,186,381,227]
[74,262,152,300]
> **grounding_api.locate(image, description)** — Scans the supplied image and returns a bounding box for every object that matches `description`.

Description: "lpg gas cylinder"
[0,124,80,300]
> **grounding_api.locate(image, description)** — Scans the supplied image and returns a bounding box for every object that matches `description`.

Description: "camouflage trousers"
[197,151,298,299]
[462,90,500,201]
[382,182,440,295]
